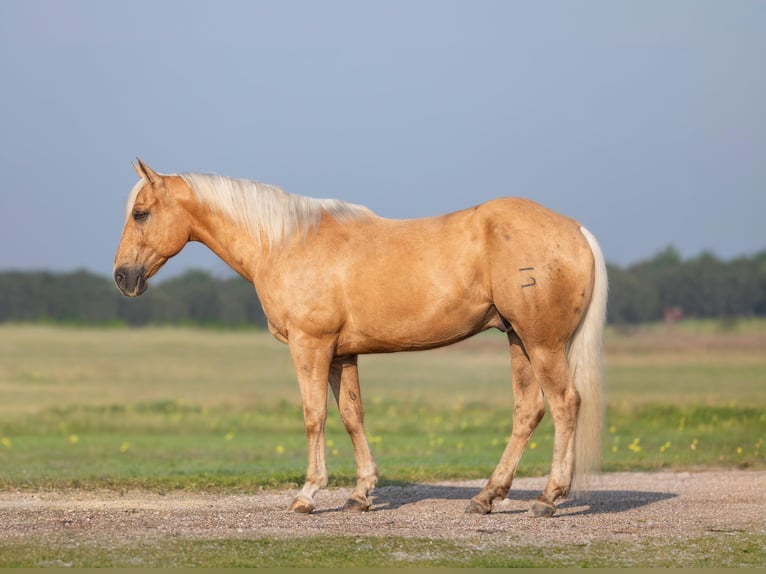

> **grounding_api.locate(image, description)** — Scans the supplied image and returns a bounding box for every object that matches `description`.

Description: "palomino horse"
[114,159,607,517]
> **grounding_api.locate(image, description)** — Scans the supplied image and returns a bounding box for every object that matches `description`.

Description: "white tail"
[569,225,608,493]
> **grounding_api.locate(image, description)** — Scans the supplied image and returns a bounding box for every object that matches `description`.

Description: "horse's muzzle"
[114,265,148,297]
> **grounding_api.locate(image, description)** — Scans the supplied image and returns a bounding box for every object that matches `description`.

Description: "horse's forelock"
[124,178,147,222]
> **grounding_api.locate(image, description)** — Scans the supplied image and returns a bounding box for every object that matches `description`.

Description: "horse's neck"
[188,208,266,284]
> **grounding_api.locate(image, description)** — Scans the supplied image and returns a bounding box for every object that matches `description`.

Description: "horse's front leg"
[287,339,334,514]
[329,355,378,511]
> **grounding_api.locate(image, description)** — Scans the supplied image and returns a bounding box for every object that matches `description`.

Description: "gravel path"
[1,470,764,550]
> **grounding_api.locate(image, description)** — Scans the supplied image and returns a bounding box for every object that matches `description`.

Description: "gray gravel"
[1,470,763,549]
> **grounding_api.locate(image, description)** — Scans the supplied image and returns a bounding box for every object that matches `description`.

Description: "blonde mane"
[127,172,372,248]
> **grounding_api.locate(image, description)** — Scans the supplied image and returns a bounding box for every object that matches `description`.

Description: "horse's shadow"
[366,484,677,516]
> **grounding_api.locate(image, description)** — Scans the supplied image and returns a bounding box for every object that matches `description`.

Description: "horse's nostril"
[114,266,147,296]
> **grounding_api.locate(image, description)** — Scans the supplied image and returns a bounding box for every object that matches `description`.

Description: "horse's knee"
[302,405,327,433]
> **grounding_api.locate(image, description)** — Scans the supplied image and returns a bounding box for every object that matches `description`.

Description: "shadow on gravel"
[370,484,677,516]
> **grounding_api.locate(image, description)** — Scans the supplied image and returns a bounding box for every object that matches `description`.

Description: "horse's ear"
[134,158,163,188]
[132,160,144,179]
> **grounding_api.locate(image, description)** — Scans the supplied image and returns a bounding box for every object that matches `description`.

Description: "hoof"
[465,498,491,515]
[343,495,372,512]
[289,495,315,514]
[528,499,556,518]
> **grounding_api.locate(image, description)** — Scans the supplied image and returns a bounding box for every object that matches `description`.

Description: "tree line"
[1,246,765,327]
[0,269,267,328]
[607,246,766,323]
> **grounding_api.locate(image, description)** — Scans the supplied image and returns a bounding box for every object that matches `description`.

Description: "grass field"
[0,320,764,566]
[0,321,764,489]
[3,532,765,568]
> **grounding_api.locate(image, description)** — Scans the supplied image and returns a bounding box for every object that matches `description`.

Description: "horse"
[114,159,607,517]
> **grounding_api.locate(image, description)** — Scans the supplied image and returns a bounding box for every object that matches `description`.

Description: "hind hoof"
[343,495,372,512]
[528,499,556,517]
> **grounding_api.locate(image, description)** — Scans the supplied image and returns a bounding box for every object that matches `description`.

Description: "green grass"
[1,533,764,567]
[0,323,764,491]
[0,322,764,567]
[0,401,763,491]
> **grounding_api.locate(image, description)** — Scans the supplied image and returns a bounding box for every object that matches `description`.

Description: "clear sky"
[1,0,764,279]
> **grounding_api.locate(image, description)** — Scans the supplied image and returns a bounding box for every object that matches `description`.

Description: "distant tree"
[606,264,657,324]
[754,252,766,315]
[629,245,686,318]
[114,270,267,328]
[218,276,267,327]
[642,244,683,269]
[2,245,765,327]
[158,270,222,325]
[0,271,44,321]
[0,270,118,324]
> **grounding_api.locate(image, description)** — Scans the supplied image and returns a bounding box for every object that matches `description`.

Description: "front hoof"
[289,495,315,514]
[465,498,492,515]
[528,499,556,518]
[343,495,372,512]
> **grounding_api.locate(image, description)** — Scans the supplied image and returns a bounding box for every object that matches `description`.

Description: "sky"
[1,0,764,280]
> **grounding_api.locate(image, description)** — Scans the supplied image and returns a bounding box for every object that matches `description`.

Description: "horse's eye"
[133,210,149,222]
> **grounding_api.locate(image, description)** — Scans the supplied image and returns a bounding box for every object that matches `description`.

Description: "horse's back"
[336,197,592,352]
[264,196,595,354]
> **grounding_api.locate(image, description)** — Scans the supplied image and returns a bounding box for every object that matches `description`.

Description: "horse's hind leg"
[466,333,545,514]
[526,345,580,517]
[329,355,378,511]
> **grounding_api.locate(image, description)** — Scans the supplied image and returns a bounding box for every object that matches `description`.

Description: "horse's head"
[113,159,194,297]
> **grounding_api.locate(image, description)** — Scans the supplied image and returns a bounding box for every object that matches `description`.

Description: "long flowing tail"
[569,225,608,493]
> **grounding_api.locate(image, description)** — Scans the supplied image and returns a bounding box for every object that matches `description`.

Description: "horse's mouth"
[113,265,148,297]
